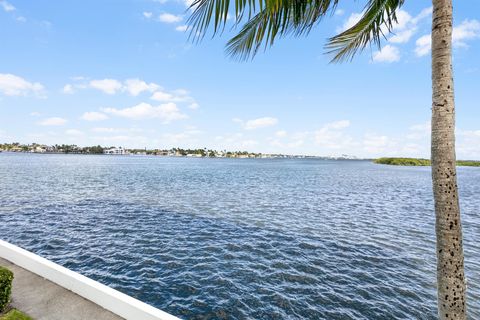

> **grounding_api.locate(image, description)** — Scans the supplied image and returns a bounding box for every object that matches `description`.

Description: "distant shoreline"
[0,151,369,160]
[374,157,480,167]
[0,144,363,160]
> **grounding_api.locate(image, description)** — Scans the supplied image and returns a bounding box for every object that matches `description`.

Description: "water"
[0,153,478,319]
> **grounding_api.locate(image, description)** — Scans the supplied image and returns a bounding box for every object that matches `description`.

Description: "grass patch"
[0,309,32,320]
[374,157,480,167]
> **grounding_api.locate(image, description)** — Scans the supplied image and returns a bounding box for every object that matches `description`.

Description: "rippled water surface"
[0,153,479,319]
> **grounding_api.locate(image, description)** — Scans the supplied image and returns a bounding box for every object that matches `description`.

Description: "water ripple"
[0,154,479,319]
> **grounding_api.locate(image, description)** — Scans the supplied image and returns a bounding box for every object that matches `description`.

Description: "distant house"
[33,146,46,153]
[104,147,128,155]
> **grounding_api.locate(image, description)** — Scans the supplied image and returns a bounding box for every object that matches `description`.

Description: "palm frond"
[188,0,403,62]
[188,0,339,55]
[326,0,404,62]
[225,11,271,60]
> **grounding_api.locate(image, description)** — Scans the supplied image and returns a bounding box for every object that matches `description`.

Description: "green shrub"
[374,157,480,167]
[456,160,480,167]
[374,157,430,166]
[0,266,13,313]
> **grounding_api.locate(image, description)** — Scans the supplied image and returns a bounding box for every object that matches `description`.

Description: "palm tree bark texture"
[431,0,466,319]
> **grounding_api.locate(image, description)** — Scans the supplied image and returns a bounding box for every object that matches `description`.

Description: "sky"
[0,0,479,158]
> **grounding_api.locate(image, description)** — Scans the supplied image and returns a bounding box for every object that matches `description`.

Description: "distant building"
[28,144,51,153]
[104,147,128,155]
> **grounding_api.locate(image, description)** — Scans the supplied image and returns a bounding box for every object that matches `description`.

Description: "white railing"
[0,240,181,320]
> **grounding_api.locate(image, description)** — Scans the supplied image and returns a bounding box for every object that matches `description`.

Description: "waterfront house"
[104,147,128,155]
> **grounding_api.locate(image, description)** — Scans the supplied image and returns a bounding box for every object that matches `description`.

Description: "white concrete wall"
[0,240,181,320]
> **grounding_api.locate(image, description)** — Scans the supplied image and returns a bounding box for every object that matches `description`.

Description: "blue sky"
[0,0,479,158]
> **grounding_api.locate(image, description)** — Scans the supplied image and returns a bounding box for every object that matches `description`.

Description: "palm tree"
[188,0,466,318]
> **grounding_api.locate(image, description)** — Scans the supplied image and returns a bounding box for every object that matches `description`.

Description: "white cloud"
[362,133,391,153]
[415,34,431,57]
[393,9,412,30]
[188,102,199,110]
[38,117,67,126]
[66,77,162,96]
[143,11,153,19]
[151,91,174,101]
[63,84,75,94]
[389,28,416,44]
[89,79,123,94]
[457,129,480,159]
[372,45,400,63]
[123,78,160,96]
[0,0,15,12]
[334,9,344,16]
[314,120,353,149]
[64,78,198,111]
[243,117,278,130]
[81,112,109,121]
[415,19,480,57]
[173,88,189,96]
[102,102,187,123]
[150,88,194,103]
[453,19,480,47]
[175,25,190,32]
[388,8,432,44]
[337,12,362,32]
[411,7,433,24]
[29,112,41,117]
[0,73,45,97]
[159,13,182,23]
[16,16,26,22]
[362,133,422,157]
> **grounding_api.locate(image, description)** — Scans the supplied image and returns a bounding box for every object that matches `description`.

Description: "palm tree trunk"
[431,0,467,319]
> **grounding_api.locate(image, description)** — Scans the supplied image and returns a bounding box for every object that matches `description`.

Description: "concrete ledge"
[0,240,180,320]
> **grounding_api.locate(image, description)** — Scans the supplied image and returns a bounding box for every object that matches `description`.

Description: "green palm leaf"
[188,0,404,62]
[326,0,405,62]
